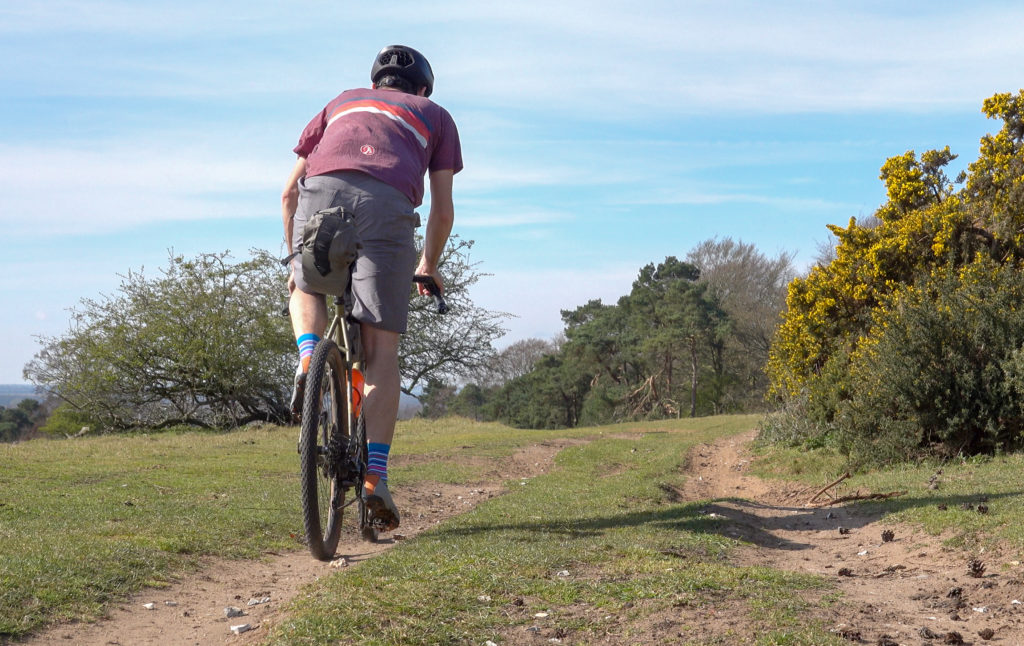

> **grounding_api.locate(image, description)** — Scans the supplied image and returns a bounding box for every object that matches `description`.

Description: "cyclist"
[281,45,463,532]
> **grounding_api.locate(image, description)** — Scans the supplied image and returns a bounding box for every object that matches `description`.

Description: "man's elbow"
[432,202,455,227]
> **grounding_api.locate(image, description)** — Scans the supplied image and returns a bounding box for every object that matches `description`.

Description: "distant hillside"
[399,392,422,420]
[0,385,417,420]
[0,384,42,408]
[0,383,419,418]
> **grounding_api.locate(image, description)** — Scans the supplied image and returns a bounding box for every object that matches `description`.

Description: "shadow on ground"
[431,490,1024,553]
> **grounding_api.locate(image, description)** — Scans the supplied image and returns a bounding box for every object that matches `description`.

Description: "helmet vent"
[380,51,413,68]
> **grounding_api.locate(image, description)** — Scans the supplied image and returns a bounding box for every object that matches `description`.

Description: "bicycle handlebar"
[413,275,449,315]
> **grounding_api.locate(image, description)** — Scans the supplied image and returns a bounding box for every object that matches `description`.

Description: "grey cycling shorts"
[291,171,420,333]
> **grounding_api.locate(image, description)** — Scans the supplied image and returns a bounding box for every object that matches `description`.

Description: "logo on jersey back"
[360,144,376,156]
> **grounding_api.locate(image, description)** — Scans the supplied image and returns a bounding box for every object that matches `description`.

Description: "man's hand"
[414,263,443,296]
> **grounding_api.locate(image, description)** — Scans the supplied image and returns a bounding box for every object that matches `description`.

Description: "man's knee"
[361,325,400,365]
[289,288,327,333]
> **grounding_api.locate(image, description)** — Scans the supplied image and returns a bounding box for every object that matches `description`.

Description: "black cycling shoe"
[362,480,400,532]
[290,370,306,422]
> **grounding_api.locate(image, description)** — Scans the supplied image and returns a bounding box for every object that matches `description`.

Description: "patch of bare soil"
[668,430,1024,645]
[16,440,578,646]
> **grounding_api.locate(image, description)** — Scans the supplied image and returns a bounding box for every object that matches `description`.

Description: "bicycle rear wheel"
[299,339,348,560]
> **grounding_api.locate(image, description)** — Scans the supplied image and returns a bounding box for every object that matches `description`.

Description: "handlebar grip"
[413,275,449,315]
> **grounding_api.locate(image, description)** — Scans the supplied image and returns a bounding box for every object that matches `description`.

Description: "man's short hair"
[375,74,418,95]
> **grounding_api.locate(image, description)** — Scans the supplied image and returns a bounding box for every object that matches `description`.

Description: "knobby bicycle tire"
[299,339,348,560]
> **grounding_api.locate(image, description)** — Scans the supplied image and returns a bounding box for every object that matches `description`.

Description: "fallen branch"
[781,483,818,501]
[810,490,907,507]
[808,472,851,503]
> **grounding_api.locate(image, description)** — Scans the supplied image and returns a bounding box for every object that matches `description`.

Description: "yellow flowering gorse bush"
[765,91,1024,461]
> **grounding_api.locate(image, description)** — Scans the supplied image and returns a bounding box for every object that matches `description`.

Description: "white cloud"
[621,188,862,213]
[455,163,584,194]
[9,2,1024,114]
[0,143,279,234]
[470,262,639,344]
[457,208,574,228]
[431,1,1024,115]
[0,1,303,36]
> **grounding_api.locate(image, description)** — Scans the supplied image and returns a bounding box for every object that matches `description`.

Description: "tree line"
[0,399,46,442]
[20,221,794,438]
[420,239,795,428]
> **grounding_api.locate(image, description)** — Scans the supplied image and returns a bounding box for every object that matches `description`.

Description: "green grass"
[267,415,846,645]
[16,413,1021,645]
[0,425,302,636]
[0,416,749,639]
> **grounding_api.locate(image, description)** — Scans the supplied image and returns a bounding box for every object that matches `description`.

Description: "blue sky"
[2,1,1022,384]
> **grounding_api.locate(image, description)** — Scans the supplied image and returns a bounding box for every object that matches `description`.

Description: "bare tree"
[399,236,509,395]
[469,337,559,388]
[686,238,796,408]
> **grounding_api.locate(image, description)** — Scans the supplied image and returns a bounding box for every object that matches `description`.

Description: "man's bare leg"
[361,323,400,445]
[287,287,327,416]
[288,288,327,342]
[360,322,401,530]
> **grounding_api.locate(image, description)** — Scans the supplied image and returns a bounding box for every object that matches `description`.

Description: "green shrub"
[38,404,98,437]
[834,260,1024,465]
[758,391,835,449]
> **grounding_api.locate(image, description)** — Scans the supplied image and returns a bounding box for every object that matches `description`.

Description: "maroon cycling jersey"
[294,87,463,206]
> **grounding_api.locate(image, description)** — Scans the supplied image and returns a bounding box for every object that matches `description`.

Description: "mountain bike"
[299,273,446,561]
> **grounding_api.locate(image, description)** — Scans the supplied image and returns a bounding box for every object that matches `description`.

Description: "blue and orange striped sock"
[297,333,319,373]
[365,442,391,493]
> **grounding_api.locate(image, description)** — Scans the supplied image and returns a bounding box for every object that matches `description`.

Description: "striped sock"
[296,333,319,372]
[366,442,391,491]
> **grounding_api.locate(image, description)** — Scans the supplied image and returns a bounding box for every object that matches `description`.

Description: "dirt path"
[20,441,576,646]
[20,431,1024,645]
[679,430,1024,645]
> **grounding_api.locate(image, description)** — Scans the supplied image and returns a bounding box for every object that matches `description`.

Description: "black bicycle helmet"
[371,45,434,97]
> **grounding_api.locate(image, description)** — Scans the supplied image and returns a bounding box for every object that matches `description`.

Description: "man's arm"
[416,169,455,294]
[281,156,308,253]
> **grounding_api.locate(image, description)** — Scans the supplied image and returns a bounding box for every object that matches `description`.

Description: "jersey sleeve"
[293,106,330,158]
[428,108,464,174]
